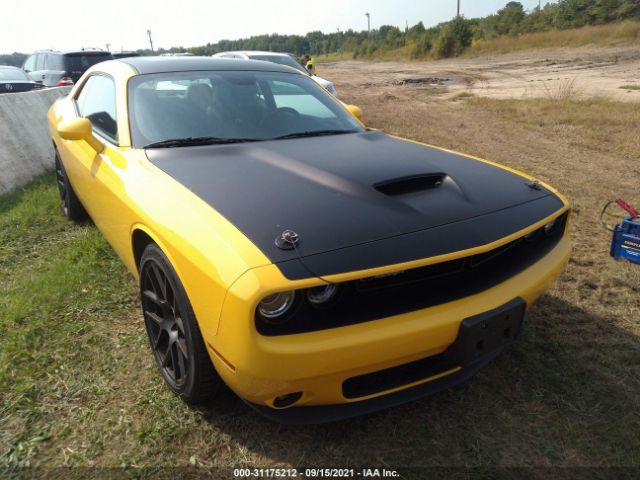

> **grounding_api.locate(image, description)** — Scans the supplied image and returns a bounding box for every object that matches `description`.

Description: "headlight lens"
[257,291,296,323]
[307,284,338,306]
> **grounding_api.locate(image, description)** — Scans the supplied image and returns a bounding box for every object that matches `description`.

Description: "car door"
[30,53,47,84]
[63,74,131,248]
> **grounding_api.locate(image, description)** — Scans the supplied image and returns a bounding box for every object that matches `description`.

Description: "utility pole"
[457,0,461,17]
[147,29,155,55]
[365,12,370,35]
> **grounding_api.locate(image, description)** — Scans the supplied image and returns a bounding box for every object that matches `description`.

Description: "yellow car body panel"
[48,61,272,339]
[48,58,571,421]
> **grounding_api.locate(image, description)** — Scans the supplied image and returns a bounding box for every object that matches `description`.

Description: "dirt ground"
[321,44,640,102]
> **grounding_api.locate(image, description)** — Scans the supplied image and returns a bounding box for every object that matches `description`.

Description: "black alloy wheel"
[140,244,222,403]
[54,150,87,221]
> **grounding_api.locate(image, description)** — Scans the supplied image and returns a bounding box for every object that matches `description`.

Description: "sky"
[2,0,553,54]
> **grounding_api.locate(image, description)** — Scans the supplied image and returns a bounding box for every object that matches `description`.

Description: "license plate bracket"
[445,298,526,367]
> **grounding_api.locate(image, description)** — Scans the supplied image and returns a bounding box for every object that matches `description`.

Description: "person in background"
[302,54,316,75]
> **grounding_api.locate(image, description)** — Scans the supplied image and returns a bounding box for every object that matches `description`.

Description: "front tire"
[140,244,222,404]
[54,150,88,222]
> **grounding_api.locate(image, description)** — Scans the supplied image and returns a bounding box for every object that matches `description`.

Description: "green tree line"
[180,0,640,59]
[1,0,638,67]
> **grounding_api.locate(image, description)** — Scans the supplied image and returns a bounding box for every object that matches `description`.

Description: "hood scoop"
[375,173,446,196]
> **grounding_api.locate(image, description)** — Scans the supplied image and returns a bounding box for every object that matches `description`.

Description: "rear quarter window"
[35,54,45,71]
[47,54,64,71]
[23,55,36,72]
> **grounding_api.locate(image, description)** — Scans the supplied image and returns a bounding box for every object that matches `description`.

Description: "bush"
[434,17,473,58]
[409,33,434,59]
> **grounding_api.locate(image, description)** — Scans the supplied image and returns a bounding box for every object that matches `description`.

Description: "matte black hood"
[147,131,564,279]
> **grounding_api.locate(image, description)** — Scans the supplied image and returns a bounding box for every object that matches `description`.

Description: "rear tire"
[54,150,88,222]
[140,243,222,404]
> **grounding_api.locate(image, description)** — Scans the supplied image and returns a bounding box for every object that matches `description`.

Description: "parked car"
[49,57,570,423]
[22,49,114,87]
[112,51,140,59]
[0,65,44,93]
[212,50,338,97]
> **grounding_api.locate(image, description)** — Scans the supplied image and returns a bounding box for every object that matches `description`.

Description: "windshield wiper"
[273,129,360,140]
[144,136,261,149]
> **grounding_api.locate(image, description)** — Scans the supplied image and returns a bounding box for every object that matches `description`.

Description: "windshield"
[63,53,113,73]
[247,54,308,74]
[128,70,362,148]
[0,68,29,81]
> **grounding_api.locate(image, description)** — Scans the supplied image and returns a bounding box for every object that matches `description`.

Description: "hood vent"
[375,173,446,196]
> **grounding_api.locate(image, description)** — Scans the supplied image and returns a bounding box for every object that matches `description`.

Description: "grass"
[466,20,640,56]
[620,84,640,90]
[1,91,640,476]
[0,177,139,469]
[450,91,476,102]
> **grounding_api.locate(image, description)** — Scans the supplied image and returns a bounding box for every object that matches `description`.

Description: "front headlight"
[257,291,296,324]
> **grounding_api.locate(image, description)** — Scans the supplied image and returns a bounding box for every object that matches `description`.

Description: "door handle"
[42,75,46,79]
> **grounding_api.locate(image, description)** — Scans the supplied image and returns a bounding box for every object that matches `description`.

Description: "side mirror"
[346,104,363,122]
[57,118,104,153]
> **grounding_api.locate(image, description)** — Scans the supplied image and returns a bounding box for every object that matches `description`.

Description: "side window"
[76,75,118,142]
[35,54,45,71]
[23,55,36,72]
[269,80,334,119]
[47,54,63,71]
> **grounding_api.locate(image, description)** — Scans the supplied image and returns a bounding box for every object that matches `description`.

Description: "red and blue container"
[610,216,640,265]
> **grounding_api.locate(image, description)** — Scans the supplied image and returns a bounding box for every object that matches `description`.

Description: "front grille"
[342,352,454,399]
[256,211,568,336]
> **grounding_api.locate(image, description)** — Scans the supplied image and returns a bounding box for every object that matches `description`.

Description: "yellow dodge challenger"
[48,57,571,423]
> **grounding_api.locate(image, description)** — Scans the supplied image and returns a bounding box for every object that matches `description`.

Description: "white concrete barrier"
[0,87,72,196]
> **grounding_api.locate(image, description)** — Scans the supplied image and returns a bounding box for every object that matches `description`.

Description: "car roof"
[237,51,290,56]
[216,51,295,58]
[33,49,111,55]
[118,56,300,75]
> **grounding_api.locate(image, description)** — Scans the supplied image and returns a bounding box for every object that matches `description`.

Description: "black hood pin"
[526,180,542,191]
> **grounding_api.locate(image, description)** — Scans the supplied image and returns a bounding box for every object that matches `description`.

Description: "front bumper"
[246,345,504,424]
[246,298,525,424]
[208,233,570,420]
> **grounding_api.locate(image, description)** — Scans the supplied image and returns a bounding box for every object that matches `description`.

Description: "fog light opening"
[273,391,303,408]
[544,218,558,235]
